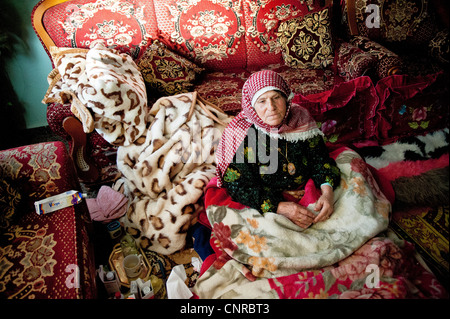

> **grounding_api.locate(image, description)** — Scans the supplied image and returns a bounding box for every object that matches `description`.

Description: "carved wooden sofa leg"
[62,116,99,183]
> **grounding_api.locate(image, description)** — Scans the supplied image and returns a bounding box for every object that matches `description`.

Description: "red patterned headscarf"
[215,70,323,187]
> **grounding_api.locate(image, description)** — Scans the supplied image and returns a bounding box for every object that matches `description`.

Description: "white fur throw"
[43,43,148,146]
[117,93,232,254]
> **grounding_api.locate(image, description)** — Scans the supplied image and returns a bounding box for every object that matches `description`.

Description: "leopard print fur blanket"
[42,43,147,147]
[116,93,232,254]
[43,44,232,254]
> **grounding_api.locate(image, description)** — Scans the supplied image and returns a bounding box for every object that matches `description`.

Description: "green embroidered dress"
[222,125,341,214]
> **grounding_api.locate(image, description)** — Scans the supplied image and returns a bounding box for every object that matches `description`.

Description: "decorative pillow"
[136,40,204,97]
[336,42,377,81]
[276,8,334,69]
[157,0,246,71]
[341,0,437,52]
[0,178,22,231]
[244,0,330,69]
[40,0,154,59]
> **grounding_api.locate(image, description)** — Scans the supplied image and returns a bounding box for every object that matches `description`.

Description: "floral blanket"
[194,149,448,298]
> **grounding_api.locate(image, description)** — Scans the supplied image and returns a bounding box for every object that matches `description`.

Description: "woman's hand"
[276,201,315,229]
[313,185,334,223]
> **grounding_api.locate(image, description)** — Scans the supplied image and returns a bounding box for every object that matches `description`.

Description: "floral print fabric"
[277,8,334,69]
[194,148,448,299]
[136,40,204,96]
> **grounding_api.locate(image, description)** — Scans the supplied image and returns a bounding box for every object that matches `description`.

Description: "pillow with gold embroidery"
[277,8,334,69]
[136,40,204,97]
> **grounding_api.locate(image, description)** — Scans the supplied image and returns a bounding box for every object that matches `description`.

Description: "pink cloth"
[86,185,128,223]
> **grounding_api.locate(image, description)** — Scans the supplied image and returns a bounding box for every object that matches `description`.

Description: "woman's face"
[253,90,287,126]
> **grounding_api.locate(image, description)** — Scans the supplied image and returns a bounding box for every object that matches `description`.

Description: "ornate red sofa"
[31,0,448,182]
[0,141,97,299]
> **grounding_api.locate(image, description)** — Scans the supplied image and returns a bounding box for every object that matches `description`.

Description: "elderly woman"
[215,70,341,229]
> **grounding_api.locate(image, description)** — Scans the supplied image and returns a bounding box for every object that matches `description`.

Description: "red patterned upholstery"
[243,0,330,69]
[32,0,448,176]
[341,0,449,76]
[194,63,344,114]
[0,142,97,299]
[40,0,157,60]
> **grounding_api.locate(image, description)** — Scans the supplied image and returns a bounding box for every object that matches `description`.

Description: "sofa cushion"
[41,0,158,59]
[349,36,403,79]
[0,142,97,299]
[136,40,204,97]
[194,70,250,114]
[342,0,438,53]
[0,142,75,203]
[243,0,332,69]
[0,205,96,299]
[154,0,246,71]
[277,7,334,69]
[265,63,343,96]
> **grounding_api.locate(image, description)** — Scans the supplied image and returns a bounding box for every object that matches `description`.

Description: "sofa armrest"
[349,36,403,79]
[336,40,378,81]
[0,142,81,205]
[62,117,99,183]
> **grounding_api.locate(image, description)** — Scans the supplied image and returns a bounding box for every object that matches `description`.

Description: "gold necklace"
[277,140,296,175]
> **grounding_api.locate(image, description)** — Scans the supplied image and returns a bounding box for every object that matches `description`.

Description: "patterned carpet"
[389,206,449,291]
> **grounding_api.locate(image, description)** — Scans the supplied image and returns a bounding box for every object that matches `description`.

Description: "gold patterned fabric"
[277,8,334,69]
[390,206,449,289]
[136,40,205,97]
[0,142,97,299]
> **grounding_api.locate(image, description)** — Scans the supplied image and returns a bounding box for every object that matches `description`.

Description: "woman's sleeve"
[307,136,341,190]
[222,161,285,214]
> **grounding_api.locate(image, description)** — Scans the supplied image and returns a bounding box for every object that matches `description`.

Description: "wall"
[4,0,52,129]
